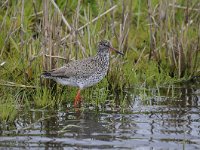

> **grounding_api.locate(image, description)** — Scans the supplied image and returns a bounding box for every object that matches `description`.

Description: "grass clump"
[0,94,17,122]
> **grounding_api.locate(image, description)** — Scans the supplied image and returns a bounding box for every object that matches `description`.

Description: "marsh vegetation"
[0,0,199,122]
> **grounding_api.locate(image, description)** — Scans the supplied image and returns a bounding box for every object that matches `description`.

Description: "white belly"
[54,71,107,89]
[55,78,78,87]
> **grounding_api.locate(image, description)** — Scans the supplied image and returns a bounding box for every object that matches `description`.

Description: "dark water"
[0,85,200,150]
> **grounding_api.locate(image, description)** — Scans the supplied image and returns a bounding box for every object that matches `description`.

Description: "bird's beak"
[109,46,124,55]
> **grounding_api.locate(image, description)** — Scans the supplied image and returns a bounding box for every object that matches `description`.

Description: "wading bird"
[41,40,123,107]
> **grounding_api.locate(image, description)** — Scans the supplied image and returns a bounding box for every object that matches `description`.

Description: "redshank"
[41,40,123,107]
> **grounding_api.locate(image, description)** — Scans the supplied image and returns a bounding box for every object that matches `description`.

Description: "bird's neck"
[95,51,110,67]
[96,51,109,59]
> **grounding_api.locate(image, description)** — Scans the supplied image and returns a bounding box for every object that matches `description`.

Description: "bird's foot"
[74,90,82,108]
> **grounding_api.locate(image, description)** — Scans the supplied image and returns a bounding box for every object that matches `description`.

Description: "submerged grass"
[0,0,200,121]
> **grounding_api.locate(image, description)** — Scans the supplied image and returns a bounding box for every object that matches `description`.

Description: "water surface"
[0,85,200,149]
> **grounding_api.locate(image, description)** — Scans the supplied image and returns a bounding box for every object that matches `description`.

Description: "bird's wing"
[47,57,97,78]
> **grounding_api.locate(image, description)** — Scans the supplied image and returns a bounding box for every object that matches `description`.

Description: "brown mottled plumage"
[41,40,123,107]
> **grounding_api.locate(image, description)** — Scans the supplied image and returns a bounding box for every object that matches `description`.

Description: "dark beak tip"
[109,46,124,56]
[117,51,124,56]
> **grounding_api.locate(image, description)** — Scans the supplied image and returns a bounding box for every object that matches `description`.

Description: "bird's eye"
[103,43,107,47]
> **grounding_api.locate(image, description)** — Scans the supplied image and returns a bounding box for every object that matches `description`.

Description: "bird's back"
[41,54,109,88]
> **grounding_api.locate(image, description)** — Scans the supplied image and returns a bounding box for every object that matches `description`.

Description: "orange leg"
[74,89,82,107]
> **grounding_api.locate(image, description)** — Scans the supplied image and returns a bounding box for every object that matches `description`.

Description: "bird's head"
[97,40,124,55]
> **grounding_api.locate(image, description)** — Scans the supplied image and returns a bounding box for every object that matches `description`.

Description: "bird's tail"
[41,72,52,78]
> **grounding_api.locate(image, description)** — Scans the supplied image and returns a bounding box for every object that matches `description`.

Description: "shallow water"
[0,85,200,150]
